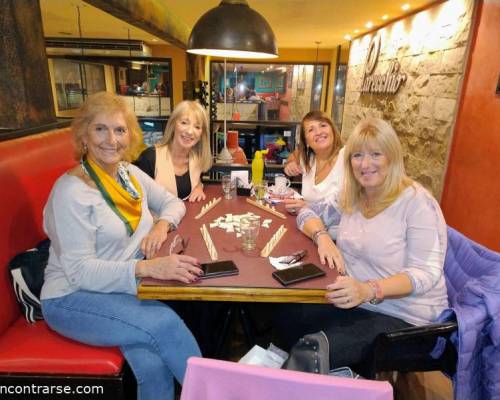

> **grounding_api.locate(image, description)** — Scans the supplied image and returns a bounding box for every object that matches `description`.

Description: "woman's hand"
[188,184,206,203]
[284,160,303,176]
[141,220,171,259]
[137,254,203,284]
[325,276,373,309]
[316,234,346,274]
[282,198,306,214]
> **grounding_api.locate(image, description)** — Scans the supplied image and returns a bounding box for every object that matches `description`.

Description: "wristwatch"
[366,280,384,305]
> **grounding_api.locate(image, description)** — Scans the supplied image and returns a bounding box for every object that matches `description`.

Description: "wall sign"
[360,35,407,95]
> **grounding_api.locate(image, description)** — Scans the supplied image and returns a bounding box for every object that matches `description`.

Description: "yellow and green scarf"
[83,158,143,236]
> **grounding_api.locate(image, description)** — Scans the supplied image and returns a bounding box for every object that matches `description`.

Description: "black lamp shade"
[187,0,278,59]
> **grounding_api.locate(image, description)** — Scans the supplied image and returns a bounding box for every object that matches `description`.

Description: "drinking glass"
[222,174,235,199]
[240,216,261,252]
[253,180,268,202]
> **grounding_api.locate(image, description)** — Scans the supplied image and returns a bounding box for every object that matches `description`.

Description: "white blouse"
[301,148,345,206]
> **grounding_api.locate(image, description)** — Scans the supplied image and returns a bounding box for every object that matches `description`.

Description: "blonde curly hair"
[72,92,144,162]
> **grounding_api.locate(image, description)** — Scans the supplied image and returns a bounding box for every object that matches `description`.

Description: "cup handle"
[286,178,291,187]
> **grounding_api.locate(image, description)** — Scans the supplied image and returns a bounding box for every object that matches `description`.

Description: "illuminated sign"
[360,35,407,94]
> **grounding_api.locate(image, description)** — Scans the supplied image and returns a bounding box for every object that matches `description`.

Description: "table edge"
[137,284,328,304]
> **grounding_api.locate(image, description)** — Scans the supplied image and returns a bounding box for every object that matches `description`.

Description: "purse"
[282,331,330,374]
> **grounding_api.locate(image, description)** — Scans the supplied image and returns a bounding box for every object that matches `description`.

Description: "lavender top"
[298,184,448,326]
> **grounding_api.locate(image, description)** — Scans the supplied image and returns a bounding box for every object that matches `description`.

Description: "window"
[49,56,173,119]
[211,61,330,122]
[332,64,347,130]
[52,59,105,112]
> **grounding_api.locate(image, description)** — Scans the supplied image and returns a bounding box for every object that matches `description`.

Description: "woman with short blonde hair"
[42,92,202,400]
[72,91,144,162]
[135,100,212,202]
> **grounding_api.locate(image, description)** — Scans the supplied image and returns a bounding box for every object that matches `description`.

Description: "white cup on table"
[274,174,291,195]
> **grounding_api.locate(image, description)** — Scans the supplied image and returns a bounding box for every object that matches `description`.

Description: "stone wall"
[341,0,474,198]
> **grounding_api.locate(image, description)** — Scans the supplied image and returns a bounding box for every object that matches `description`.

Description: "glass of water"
[221,174,235,199]
[240,216,261,252]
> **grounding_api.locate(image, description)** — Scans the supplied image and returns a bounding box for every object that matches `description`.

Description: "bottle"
[251,149,268,185]
[227,130,248,165]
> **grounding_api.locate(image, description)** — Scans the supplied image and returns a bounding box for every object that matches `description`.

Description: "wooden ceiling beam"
[84,0,190,48]
[0,0,56,131]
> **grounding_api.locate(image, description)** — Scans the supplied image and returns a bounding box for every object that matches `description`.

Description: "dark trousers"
[167,301,226,357]
[273,303,412,376]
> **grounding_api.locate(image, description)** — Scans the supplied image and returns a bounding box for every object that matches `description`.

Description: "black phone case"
[201,260,239,279]
[272,263,326,286]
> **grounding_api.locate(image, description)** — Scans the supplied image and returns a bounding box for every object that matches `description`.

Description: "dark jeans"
[273,303,412,376]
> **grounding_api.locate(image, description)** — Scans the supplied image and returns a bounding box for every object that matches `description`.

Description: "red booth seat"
[0,128,128,389]
[0,319,122,375]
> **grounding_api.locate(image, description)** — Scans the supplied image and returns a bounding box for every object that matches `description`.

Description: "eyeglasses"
[169,234,190,255]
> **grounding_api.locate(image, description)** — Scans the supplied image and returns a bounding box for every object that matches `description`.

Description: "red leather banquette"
[0,128,134,398]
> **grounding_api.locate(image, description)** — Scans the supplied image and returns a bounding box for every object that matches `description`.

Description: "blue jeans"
[42,291,201,400]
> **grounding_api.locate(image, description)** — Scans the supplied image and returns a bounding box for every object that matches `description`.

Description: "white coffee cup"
[274,174,290,194]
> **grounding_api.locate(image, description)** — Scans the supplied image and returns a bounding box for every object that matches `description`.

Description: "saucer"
[266,187,302,202]
[267,185,294,198]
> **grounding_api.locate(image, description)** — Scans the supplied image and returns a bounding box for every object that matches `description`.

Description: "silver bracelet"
[312,229,329,245]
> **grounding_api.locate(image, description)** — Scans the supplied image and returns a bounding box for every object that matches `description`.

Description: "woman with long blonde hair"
[276,117,448,376]
[135,100,212,202]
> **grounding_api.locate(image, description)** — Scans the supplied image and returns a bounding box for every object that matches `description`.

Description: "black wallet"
[272,263,326,286]
[201,260,239,279]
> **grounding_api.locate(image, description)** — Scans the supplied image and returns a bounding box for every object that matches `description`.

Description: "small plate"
[266,187,302,202]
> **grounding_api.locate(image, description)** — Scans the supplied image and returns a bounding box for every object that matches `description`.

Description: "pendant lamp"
[187,0,278,163]
[187,0,278,59]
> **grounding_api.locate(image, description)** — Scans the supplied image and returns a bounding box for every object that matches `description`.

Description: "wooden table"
[138,186,336,303]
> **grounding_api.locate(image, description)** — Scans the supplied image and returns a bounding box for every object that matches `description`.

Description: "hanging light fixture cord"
[315,41,321,64]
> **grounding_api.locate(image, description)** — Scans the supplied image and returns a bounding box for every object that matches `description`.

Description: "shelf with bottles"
[210,120,299,180]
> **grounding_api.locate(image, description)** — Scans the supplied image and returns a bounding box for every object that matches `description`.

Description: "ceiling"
[40,0,164,44]
[40,0,439,49]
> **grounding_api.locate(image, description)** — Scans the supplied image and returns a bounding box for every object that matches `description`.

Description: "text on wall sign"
[360,35,407,95]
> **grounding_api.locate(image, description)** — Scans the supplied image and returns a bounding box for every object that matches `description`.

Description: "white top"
[41,164,186,300]
[337,185,448,326]
[301,148,345,206]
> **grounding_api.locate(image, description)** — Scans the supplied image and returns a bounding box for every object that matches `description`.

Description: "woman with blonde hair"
[135,100,212,202]
[276,117,448,376]
[41,92,202,400]
[283,110,344,213]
